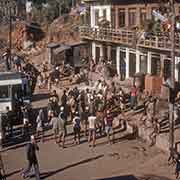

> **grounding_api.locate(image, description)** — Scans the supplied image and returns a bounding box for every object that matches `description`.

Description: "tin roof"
[53,45,71,54]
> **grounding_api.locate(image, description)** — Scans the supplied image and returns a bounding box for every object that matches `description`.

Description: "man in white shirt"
[88,113,96,147]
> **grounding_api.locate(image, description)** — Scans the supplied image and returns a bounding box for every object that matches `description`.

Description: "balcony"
[80,25,180,53]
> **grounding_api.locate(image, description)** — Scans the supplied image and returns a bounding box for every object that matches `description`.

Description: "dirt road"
[2,88,177,180]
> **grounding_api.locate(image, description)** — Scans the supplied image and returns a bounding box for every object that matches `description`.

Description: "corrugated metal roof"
[53,45,71,54]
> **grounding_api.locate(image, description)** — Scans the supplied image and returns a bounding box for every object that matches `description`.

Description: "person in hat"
[72,112,81,145]
[21,135,40,180]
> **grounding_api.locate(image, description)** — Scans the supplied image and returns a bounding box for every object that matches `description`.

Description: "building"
[80,0,180,93]
[0,0,26,23]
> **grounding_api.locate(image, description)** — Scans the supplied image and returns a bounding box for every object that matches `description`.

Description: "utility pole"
[9,5,12,69]
[169,0,175,150]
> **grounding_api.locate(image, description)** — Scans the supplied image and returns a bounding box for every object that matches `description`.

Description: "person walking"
[36,109,45,142]
[81,106,89,137]
[50,112,60,144]
[22,107,30,140]
[88,112,96,147]
[72,112,81,145]
[58,107,67,148]
[104,110,114,145]
[130,85,138,110]
[0,153,6,180]
[21,135,40,180]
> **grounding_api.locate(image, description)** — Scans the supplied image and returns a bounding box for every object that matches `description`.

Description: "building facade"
[80,0,180,85]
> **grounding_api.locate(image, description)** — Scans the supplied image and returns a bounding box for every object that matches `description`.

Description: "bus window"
[12,85,23,100]
[0,86,9,99]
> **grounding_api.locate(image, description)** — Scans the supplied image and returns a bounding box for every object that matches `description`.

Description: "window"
[151,55,161,75]
[0,85,9,99]
[111,48,116,65]
[140,55,147,74]
[129,8,136,27]
[118,8,125,27]
[140,8,146,25]
[103,9,106,19]
[111,8,115,28]
[95,9,99,26]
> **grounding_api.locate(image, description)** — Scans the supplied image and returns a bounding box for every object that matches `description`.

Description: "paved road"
[1,88,177,180]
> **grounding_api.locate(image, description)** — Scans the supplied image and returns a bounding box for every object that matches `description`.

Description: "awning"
[53,45,71,55]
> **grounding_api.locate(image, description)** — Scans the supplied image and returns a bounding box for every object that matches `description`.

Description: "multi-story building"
[80,0,180,90]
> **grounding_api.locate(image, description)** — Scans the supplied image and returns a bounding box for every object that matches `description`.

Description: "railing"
[80,26,134,46]
[80,25,180,52]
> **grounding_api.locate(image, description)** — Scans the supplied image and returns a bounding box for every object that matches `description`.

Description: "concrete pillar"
[116,47,120,75]
[48,48,53,64]
[136,50,140,73]
[136,7,140,26]
[175,57,179,82]
[90,6,95,27]
[125,7,129,27]
[107,45,111,61]
[115,7,119,29]
[100,44,103,58]
[107,6,111,22]
[99,8,103,18]
[125,48,130,79]
[146,5,152,20]
[92,42,96,60]
[147,51,152,74]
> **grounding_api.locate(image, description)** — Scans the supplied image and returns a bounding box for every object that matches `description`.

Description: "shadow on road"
[32,93,49,102]
[40,154,104,179]
[5,169,22,178]
[95,174,172,180]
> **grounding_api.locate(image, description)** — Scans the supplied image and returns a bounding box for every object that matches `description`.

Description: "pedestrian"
[36,109,44,142]
[130,85,138,110]
[0,153,6,180]
[175,153,180,179]
[88,112,96,147]
[13,55,22,72]
[6,107,13,137]
[37,74,43,89]
[104,110,114,144]
[72,112,81,145]
[58,107,67,148]
[47,98,53,121]
[50,112,60,144]
[21,135,40,180]
[22,107,30,139]
[61,90,67,107]
[149,118,160,146]
[81,106,89,137]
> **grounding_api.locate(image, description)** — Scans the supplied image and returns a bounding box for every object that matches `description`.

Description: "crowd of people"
[41,80,127,148]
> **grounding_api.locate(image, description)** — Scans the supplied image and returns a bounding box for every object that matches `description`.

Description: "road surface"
[2,88,177,180]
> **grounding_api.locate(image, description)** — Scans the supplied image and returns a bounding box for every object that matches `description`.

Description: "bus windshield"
[0,85,9,100]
